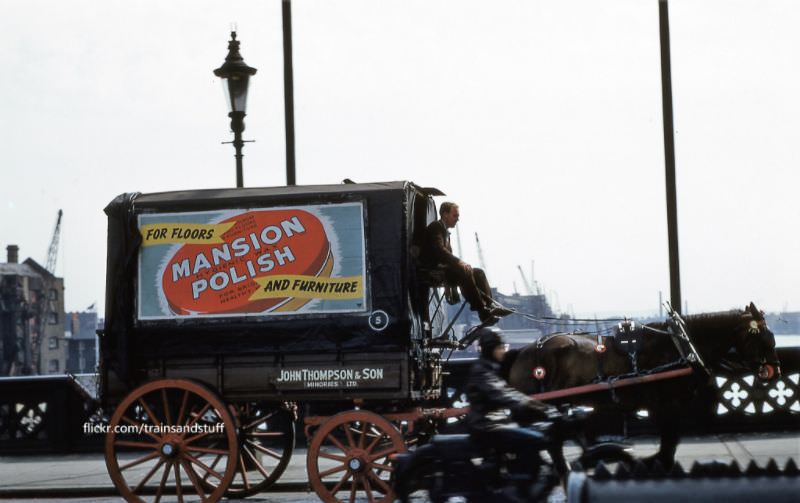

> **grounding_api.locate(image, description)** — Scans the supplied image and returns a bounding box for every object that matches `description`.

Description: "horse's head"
[732,302,781,381]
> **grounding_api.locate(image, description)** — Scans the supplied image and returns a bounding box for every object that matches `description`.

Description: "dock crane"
[28,209,63,374]
[454,225,463,257]
[517,261,542,295]
[517,265,534,295]
[45,210,63,274]
[475,233,488,278]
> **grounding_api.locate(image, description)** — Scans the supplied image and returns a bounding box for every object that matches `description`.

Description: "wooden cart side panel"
[103,352,414,405]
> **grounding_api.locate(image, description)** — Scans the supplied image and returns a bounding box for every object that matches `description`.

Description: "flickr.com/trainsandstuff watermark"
[83,422,225,435]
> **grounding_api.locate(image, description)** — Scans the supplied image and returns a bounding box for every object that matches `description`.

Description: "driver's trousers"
[444,265,492,312]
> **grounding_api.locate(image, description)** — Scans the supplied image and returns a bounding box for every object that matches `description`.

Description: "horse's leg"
[547,444,570,483]
[649,405,679,469]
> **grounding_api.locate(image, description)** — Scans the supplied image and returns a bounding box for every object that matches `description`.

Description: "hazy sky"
[1,0,798,318]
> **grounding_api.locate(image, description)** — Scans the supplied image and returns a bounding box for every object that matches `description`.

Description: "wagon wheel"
[307,410,406,503]
[201,402,295,497]
[105,379,238,503]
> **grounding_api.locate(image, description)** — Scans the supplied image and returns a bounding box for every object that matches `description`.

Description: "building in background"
[445,287,560,353]
[493,289,557,333]
[65,309,98,374]
[766,312,800,336]
[0,245,65,375]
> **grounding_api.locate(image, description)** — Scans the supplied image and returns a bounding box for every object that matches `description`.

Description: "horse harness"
[528,333,579,393]
[528,316,705,393]
[528,326,663,391]
[591,320,650,382]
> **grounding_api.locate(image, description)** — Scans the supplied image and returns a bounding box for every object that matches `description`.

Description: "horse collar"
[536,333,561,349]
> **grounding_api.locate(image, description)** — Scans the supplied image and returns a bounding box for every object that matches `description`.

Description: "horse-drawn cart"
[97,181,788,502]
[99,181,462,502]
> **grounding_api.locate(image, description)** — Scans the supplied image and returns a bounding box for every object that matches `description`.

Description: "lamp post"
[658,0,681,313]
[214,31,257,188]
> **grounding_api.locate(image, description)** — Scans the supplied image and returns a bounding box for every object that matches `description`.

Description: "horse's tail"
[500,348,520,381]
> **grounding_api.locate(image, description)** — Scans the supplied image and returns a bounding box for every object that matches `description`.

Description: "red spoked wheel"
[104,379,238,503]
[201,402,296,497]
[307,410,406,503]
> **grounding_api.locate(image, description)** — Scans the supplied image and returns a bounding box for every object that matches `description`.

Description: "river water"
[776,334,800,348]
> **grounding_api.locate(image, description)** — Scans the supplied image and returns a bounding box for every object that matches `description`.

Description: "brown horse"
[502,302,781,467]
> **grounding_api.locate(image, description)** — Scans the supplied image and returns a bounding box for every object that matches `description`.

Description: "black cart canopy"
[102,181,440,374]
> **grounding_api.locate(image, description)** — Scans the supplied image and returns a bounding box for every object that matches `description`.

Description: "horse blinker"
[758,364,776,380]
[740,312,781,380]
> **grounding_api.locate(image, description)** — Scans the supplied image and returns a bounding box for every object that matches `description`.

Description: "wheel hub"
[348,456,365,472]
[161,442,176,457]
[106,380,239,503]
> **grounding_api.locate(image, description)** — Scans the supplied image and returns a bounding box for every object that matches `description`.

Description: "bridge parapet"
[442,346,800,435]
[0,374,101,454]
[1,347,798,454]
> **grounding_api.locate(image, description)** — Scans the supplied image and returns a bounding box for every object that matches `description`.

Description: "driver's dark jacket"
[421,220,460,268]
[465,356,550,432]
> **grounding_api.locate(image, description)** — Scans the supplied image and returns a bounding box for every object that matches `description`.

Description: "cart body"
[100,181,445,407]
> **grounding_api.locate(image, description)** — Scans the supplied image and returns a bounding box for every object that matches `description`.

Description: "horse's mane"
[681,309,744,340]
[648,309,743,338]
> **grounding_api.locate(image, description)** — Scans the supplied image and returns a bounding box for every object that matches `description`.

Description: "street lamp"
[214,31,257,188]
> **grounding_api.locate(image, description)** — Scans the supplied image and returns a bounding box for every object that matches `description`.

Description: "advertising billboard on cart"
[137,202,367,320]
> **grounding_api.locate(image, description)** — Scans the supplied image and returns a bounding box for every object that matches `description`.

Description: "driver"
[466,327,556,480]
[422,201,513,324]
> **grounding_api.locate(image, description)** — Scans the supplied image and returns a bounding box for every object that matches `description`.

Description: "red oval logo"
[162,209,330,315]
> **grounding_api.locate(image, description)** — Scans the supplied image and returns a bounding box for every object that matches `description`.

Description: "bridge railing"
[1,347,797,453]
[699,346,800,433]
[441,346,800,435]
[0,374,102,454]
